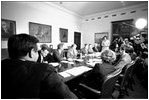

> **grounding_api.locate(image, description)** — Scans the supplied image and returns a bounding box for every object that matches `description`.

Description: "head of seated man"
[101,49,116,64]
[40,44,49,57]
[114,44,132,69]
[125,46,137,61]
[8,34,39,61]
[57,43,64,51]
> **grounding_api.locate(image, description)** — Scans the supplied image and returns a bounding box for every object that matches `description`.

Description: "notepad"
[65,66,92,76]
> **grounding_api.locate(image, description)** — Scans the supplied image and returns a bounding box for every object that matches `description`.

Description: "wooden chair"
[118,60,137,97]
[76,68,122,99]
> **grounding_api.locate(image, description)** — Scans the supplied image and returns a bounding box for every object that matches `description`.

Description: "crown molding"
[83,3,147,19]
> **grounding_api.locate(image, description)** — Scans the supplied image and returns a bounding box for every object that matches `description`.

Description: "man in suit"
[82,49,117,90]
[67,44,78,59]
[92,49,117,77]
[81,44,88,55]
[52,43,65,62]
[37,44,49,63]
[1,34,77,99]
[92,43,99,52]
[115,45,132,70]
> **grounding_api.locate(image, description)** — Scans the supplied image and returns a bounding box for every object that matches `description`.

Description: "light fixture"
[135,18,147,30]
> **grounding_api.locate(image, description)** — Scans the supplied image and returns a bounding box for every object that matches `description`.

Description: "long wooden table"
[57,56,102,82]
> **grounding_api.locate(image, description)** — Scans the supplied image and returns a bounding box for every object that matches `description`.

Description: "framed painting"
[95,32,108,43]
[59,28,68,42]
[29,22,52,43]
[1,19,16,40]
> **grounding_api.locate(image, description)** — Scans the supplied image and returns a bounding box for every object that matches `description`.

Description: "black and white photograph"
[1,1,148,99]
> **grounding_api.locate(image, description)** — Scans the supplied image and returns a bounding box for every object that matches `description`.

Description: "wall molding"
[83,3,147,19]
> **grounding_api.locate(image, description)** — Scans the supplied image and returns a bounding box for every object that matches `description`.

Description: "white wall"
[1,2,148,49]
[81,3,148,47]
[1,2,82,49]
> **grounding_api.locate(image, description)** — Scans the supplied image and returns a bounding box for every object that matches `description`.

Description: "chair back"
[120,61,135,88]
[101,68,122,98]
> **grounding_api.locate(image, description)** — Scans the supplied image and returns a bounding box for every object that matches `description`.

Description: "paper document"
[75,59,84,62]
[61,61,69,63]
[87,62,96,67]
[61,61,74,64]
[59,72,71,78]
[49,63,59,66]
[92,58,102,62]
[65,66,92,76]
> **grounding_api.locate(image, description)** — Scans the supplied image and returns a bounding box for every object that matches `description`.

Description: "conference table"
[49,52,102,82]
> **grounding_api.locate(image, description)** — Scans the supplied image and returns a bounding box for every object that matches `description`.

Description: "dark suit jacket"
[37,50,43,63]
[92,47,99,52]
[93,63,116,78]
[81,48,88,55]
[52,49,64,62]
[1,59,77,99]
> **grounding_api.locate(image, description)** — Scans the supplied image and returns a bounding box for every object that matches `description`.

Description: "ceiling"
[52,1,147,16]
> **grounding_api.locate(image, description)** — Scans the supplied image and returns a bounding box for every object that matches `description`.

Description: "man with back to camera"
[1,34,77,99]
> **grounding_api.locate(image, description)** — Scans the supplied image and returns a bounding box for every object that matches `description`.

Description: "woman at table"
[67,44,78,59]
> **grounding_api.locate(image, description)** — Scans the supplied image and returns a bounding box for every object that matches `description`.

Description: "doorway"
[74,32,81,50]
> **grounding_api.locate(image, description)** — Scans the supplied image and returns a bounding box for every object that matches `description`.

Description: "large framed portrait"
[59,28,68,42]
[29,22,52,43]
[95,32,108,43]
[1,19,16,40]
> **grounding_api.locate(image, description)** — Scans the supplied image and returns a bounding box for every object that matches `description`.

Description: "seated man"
[92,49,117,77]
[125,46,137,61]
[114,45,132,70]
[81,49,117,90]
[52,43,65,62]
[49,44,54,54]
[81,44,88,56]
[67,44,78,59]
[1,34,77,99]
[37,44,49,63]
[92,43,99,52]
[88,44,94,54]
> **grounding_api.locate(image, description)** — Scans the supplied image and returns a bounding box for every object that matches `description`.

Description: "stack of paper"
[59,72,71,78]
[65,66,92,76]
[74,59,84,62]
[87,62,96,67]
[61,61,74,65]
[61,61,69,63]
[49,63,59,66]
